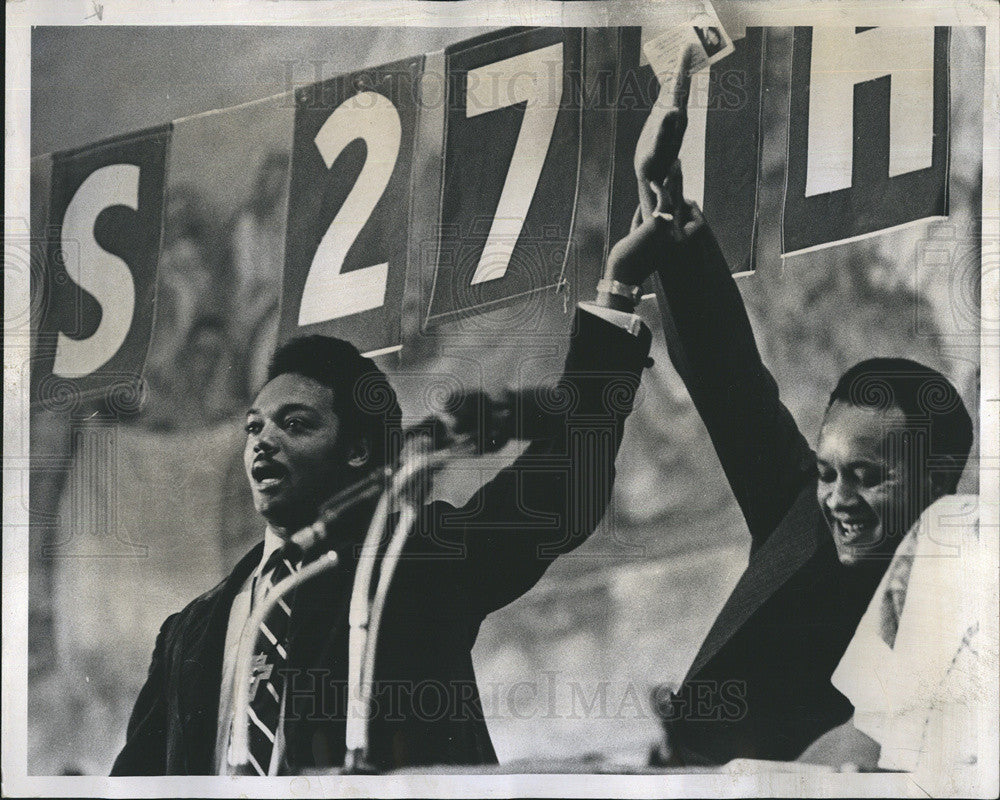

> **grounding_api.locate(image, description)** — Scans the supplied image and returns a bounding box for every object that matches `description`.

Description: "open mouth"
[251,459,288,489]
[832,517,878,546]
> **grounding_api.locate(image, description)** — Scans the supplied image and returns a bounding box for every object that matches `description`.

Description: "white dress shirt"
[215,527,288,775]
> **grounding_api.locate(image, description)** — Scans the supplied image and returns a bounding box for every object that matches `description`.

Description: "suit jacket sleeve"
[429,307,652,618]
[653,224,815,550]
[110,613,176,775]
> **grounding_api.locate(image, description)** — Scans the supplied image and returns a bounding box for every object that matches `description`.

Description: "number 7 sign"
[425,28,583,327]
[280,57,421,357]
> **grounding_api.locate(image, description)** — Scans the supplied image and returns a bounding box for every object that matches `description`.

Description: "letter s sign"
[34,125,170,406]
[52,164,139,377]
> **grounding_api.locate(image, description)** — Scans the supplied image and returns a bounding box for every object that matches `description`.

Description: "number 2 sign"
[280,57,421,357]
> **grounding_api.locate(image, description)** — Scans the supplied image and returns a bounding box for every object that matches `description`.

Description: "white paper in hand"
[643,2,734,106]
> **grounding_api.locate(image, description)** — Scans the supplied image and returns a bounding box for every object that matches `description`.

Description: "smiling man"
[815,358,969,568]
[817,398,911,567]
[648,227,973,763]
[111,232,658,774]
[624,87,974,764]
[649,212,973,766]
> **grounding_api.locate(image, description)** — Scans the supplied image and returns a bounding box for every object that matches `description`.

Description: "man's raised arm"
[632,56,814,548]
[654,212,812,547]
[412,222,661,618]
[448,307,652,617]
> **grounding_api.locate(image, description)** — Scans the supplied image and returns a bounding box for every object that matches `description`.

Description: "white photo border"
[4,1,998,797]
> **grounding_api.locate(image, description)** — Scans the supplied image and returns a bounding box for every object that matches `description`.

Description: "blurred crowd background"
[27,25,983,774]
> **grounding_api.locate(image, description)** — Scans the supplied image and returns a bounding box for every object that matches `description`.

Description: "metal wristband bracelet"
[597,278,642,303]
[596,278,641,306]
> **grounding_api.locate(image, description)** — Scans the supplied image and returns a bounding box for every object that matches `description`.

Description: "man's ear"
[347,437,371,470]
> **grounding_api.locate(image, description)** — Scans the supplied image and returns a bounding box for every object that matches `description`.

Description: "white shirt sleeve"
[578,301,644,336]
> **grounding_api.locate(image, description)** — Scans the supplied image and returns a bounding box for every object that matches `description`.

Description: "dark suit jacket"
[652,228,890,764]
[111,309,652,775]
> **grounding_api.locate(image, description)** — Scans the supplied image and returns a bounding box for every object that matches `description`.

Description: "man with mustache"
[622,83,974,764]
[111,231,660,774]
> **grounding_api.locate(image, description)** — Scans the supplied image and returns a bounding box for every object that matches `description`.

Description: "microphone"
[280,388,558,559]
[282,469,388,558]
[444,386,563,455]
[280,416,456,560]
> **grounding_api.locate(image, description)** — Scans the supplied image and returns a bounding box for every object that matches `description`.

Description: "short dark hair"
[267,335,403,468]
[828,357,973,491]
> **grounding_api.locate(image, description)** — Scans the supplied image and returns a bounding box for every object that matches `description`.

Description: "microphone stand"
[226,465,390,772]
[227,441,463,775]
[341,444,462,774]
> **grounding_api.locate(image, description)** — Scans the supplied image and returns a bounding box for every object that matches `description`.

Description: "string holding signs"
[32,125,170,409]
[423,28,584,328]
[782,27,950,256]
[280,56,422,357]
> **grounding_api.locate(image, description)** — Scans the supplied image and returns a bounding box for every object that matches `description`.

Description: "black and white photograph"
[694,26,725,58]
[4,1,998,797]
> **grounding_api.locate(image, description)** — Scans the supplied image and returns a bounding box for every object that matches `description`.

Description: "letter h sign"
[782,27,950,256]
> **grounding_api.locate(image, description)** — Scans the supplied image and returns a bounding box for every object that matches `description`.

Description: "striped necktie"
[244,549,300,775]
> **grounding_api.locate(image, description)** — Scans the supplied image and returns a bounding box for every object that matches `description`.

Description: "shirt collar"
[256,527,287,577]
